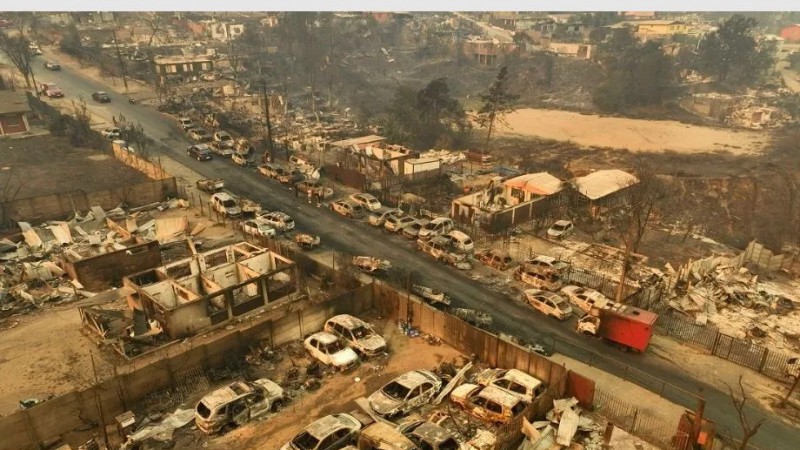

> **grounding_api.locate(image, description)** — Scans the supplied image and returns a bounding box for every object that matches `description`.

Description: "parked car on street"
[418,218,455,240]
[560,285,614,315]
[210,192,242,217]
[547,220,574,240]
[401,219,429,240]
[280,413,362,450]
[368,207,404,227]
[384,215,416,233]
[187,144,213,161]
[367,370,442,418]
[476,249,514,271]
[40,83,63,98]
[258,163,290,182]
[213,131,235,148]
[304,331,359,371]
[475,368,545,403]
[450,384,528,425]
[418,236,470,269]
[101,127,121,140]
[257,211,295,231]
[43,61,61,70]
[178,117,195,131]
[240,219,276,239]
[349,193,382,212]
[188,128,213,143]
[515,267,563,291]
[324,314,387,357]
[195,378,284,434]
[523,255,569,274]
[353,256,391,274]
[445,230,474,253]
[296,180,334,200]
[331,200,366,219]
[210,142,234,157]
[91,91,111,103]
[523,289,573,320]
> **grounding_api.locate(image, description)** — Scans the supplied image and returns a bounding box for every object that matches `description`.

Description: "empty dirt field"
[500,108,771,155]
[0,135,149,199]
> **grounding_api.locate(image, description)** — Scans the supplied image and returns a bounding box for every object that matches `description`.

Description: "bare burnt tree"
[611,163,669,301]
[0,31,37,91]
[727,375,764,450]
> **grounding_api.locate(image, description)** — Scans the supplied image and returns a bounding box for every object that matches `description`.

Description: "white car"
[240,219,276,239]
[547,220,574,239]
[417,218,454,240]
[367,370,442,418]
[281,414,362,450]
[257,211,295,231]
[368,208,403,227]
[523,255,569,273]
[324,314,387,357]
[560,285,615,314]
[523,289,572,320]
[304,331,359,370]
[101,127,121,139]
[349,193,382,211]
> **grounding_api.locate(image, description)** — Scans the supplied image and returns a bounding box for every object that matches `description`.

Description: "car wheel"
[197,156,201,161]
[271,399,284,412]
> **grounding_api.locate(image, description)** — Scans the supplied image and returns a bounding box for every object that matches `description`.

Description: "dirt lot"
[192,316,464,450]
[499,108,771,155]
[0,135,149,199]
[0,305,97,416]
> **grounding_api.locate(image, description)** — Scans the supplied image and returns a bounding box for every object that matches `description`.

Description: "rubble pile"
[521,397,605,450]
[0,200,193,323]
[666,263,800,352]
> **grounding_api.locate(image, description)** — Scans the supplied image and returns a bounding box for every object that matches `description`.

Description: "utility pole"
[261,80,274,162]
[111,29,129,93]
[90,353,110,448]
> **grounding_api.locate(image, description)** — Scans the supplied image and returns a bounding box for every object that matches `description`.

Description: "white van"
[446,230,474,253]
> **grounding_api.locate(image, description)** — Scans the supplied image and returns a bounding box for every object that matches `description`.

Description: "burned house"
[451,172,564,232]
[0,91,32,136]
[81,241,300,356]
[572,169,639,218]
[153,55,214,86]
[327,135,441,189]
[462,38,519,66]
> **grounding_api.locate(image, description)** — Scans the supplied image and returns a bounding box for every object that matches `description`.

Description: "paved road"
[43,56,799,449]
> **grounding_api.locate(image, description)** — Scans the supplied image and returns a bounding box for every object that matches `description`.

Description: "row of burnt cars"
[191,313,549,450]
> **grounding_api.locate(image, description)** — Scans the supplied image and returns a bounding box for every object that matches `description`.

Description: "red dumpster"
[597,304,658,352]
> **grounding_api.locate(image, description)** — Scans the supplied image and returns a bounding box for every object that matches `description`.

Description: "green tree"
[592,28,677,113]
[476,66,520,153]
[696,15,776,86]
[384,78,469,150]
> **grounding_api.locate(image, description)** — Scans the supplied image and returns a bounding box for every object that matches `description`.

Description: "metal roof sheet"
[573,169,639,200]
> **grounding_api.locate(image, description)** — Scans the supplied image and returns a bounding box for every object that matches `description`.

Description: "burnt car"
[195,378,284,434]
[450,383,528,425]
[367,370,442,418]
[324,314,387,357]
[280,413,362,450]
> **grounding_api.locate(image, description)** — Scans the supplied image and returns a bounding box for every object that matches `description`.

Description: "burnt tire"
[271,399,284,412]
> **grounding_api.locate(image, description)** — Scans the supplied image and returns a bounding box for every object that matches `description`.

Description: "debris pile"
[0,201,197,323]
[666,263,800,351]
[522,397,604,450]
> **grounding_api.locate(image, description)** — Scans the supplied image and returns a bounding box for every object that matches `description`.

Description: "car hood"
[368,389,402,415]
[331,348,359,367]
[356,335,387,353]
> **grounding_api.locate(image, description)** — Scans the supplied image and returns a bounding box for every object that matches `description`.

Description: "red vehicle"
[576,304,657,352]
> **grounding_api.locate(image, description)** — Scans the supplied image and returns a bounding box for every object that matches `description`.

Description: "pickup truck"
[196,178,224,193]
